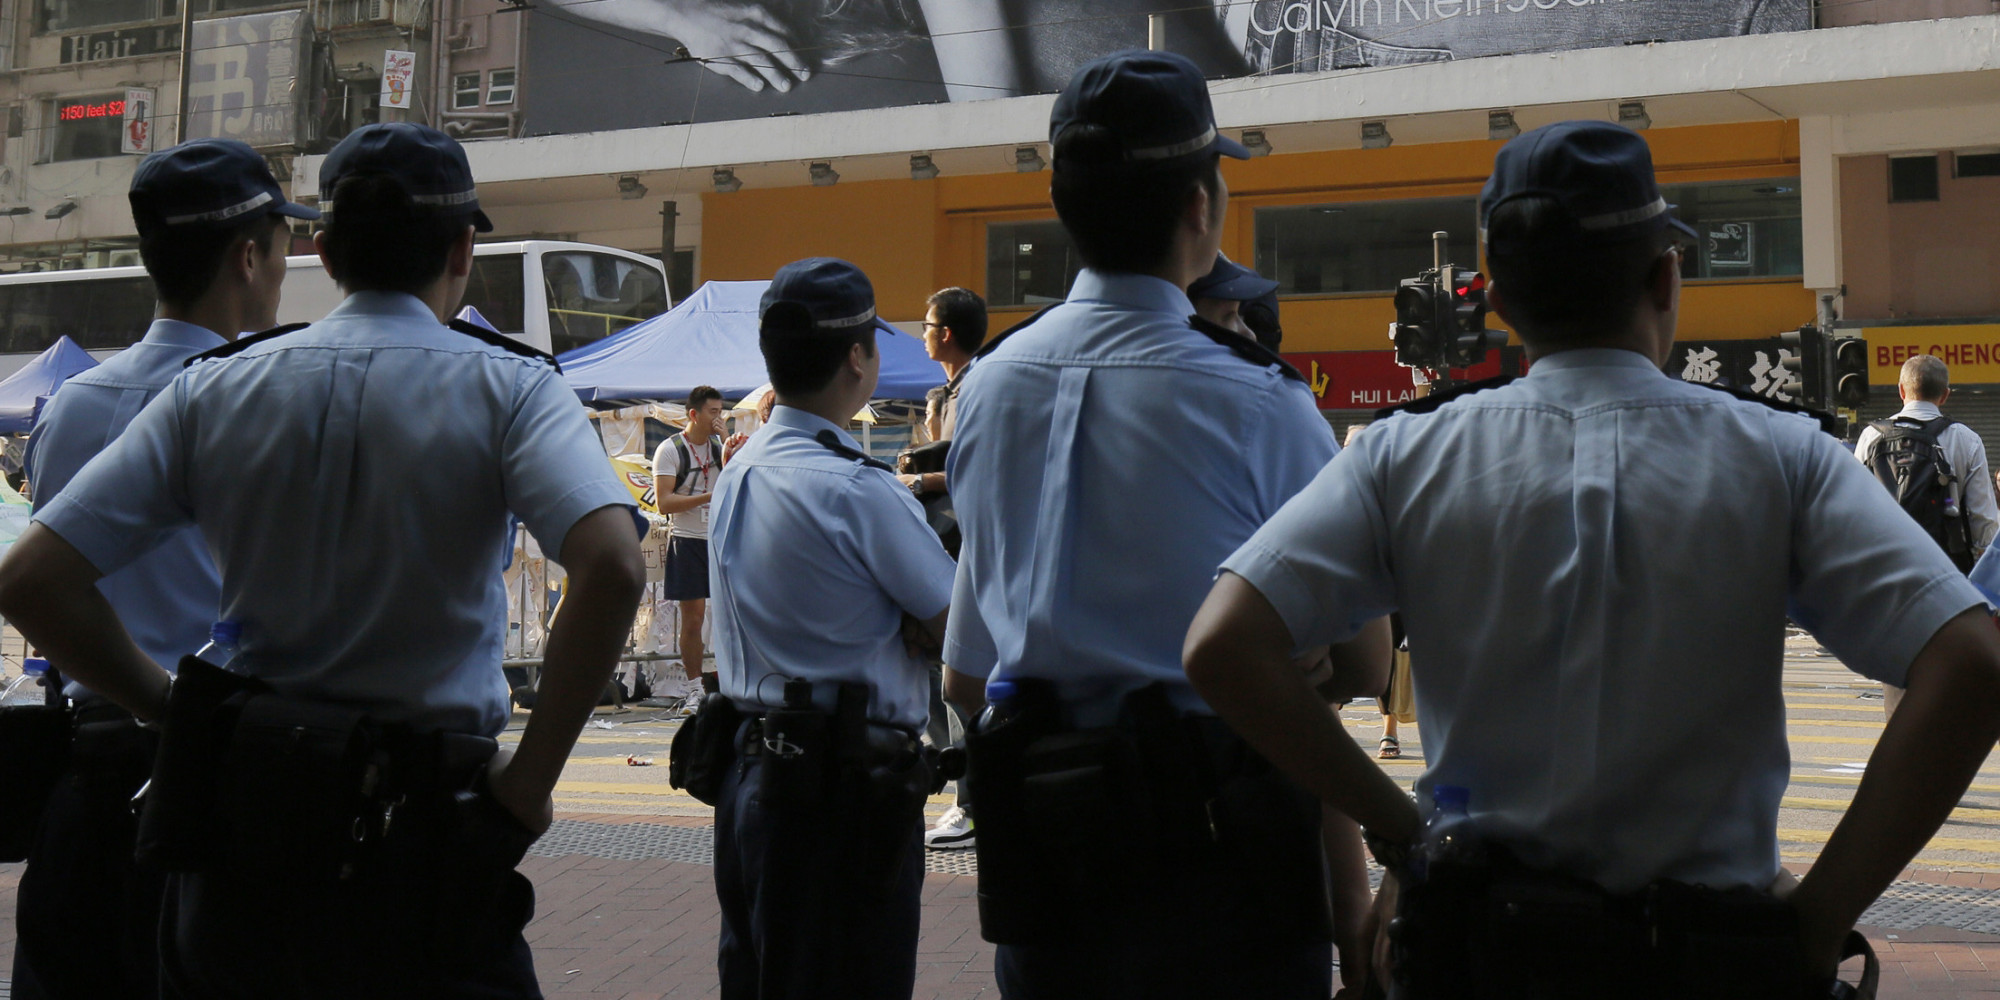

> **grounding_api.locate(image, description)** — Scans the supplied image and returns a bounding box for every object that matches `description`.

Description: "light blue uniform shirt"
[1224,348,1984,893]
[945,269,1338,726]
[26,319,226,687]
[709,405,955,730]
[35,292,635,736]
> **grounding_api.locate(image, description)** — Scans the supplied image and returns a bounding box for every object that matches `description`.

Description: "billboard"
[185,9,313,150]
[522,0,1809,135]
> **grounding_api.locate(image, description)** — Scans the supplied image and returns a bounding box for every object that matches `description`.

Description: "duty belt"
[739,715,919,763]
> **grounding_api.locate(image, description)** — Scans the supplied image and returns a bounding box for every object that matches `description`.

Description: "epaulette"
[449,319,561,372]
[1187,314,1306,383]
[1688,381,1841,435]
[814,429,895,473]
[1374,375,1516,420]
[972,302,1061,361]
[183,323,310,367]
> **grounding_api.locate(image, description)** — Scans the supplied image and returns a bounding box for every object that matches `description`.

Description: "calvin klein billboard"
[520,0,1809,135]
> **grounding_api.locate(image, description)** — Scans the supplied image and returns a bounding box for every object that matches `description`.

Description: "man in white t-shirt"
[652,385,729,708]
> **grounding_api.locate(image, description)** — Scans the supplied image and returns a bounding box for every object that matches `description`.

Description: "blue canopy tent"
[557,280,945,405]
[0,336,98,433]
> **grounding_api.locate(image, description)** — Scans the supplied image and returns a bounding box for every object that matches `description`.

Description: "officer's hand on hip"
[484,747,554,836]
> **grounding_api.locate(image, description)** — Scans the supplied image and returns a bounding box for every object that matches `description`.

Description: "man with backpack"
[1856,353,1998,718]
[653,385,731,712]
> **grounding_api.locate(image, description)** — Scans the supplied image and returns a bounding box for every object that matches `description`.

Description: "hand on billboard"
[660,0,812,94]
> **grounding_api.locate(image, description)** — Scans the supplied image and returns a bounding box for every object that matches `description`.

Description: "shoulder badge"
[1374,375,1516,420]
[1688,381,1841,435]
[972,302,1061,361]
[182,323,310,368]
[448,319,561,372]
[814,429,895,473]
[1187,315,1305,383]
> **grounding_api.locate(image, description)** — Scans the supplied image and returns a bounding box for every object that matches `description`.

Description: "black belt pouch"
[218,695,380,881]
[135,656,267,872]
[669,693,744,806]
[0,700,71,862]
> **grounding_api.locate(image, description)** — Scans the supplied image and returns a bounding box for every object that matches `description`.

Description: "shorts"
[663,535,710,602]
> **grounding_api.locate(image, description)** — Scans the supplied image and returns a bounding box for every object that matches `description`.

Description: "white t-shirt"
[652,432,722,540]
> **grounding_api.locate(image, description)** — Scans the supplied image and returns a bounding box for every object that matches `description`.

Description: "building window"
[1254,197,1477,295]
[453,72,482,110]
[985,220,1080,307]
[1955,151,2000,179]
[1660,178,1803,279]
[1890,155,1941,202]
[38,0,157,32]
[48,94,127,162]
[486,69,516,106]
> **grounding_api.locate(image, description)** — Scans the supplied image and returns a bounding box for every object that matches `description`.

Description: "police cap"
[319,122,493,232]
[1479,120,1698,255]
[1049,50,1249,166]
[129,139,320,235]
[1187,253,1278,302]
[760,258,878,331]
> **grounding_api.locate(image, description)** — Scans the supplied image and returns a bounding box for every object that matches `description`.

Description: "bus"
[0,240,670,378]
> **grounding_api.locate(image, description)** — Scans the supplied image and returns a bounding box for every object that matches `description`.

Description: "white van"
[0,240,669,378]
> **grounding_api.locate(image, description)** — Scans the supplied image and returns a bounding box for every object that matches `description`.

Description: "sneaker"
[924,805,974,850]
[675,686,705,718]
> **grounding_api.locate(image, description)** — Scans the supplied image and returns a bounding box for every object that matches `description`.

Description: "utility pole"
[175,0,197,142]
[660,199,678,298]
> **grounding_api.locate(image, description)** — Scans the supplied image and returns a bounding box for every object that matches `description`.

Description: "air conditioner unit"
[107,250,140,267]
[447,18,484,50]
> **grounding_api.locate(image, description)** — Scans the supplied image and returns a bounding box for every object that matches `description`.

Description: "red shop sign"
[1280,351,1508,410]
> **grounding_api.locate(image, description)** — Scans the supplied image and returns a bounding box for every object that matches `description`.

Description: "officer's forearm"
[1185,572,1422,841]
[1793,607,2000,968]
[507,508,648,800]
[943,664,985,716]
[0,522,167,719]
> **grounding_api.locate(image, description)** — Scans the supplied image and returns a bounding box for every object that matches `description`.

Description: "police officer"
[11,138,315,1000]
[1186,252,1279,346]
[944,51,1389,998]
[0,122,647,998]
[706,257,956,999]
[1184,121,2000,996]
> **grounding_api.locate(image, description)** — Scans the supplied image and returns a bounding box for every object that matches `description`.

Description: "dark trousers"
[157,795,543,999]
[714,750,926,1000]
[12,717,163,1000]
[996,934,1331,1000]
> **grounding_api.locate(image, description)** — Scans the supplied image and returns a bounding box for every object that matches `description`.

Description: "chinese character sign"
[121,87,154,154]
[186,10,312,149]
[381,50,416,111]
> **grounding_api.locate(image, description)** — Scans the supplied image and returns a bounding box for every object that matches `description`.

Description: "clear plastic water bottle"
[195,621,241,669]
[1944,494,1962,518]
[976,678,1017,734]
[0,657,50,706]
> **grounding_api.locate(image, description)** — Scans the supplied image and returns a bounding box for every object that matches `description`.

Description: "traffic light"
[1392,279,1440,370]
[1778,323,1824,409]
[1831,335,1869,410]
[1443,269,1492,369]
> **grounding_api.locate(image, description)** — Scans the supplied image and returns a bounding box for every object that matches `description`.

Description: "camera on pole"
[1391,231,1503,389]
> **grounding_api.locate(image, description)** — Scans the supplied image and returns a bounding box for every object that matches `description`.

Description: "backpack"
[1864,415,1975,572]
[668,434,723,497]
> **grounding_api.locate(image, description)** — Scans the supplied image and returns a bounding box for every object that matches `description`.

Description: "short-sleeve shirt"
[651,431,722,540]
[26,319,225,680]
[708,405,955,729]
[34,291,636,737]
[944,269,1339,726]
[1223,347,1983,893]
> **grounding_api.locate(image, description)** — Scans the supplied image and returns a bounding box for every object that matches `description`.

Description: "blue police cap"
[1187,253,1279,302]
[129,139,319,233]
[320,122,493,232]
[760,258,878,330]
[1050,50,1249,165]
[1479,120,1698,255]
